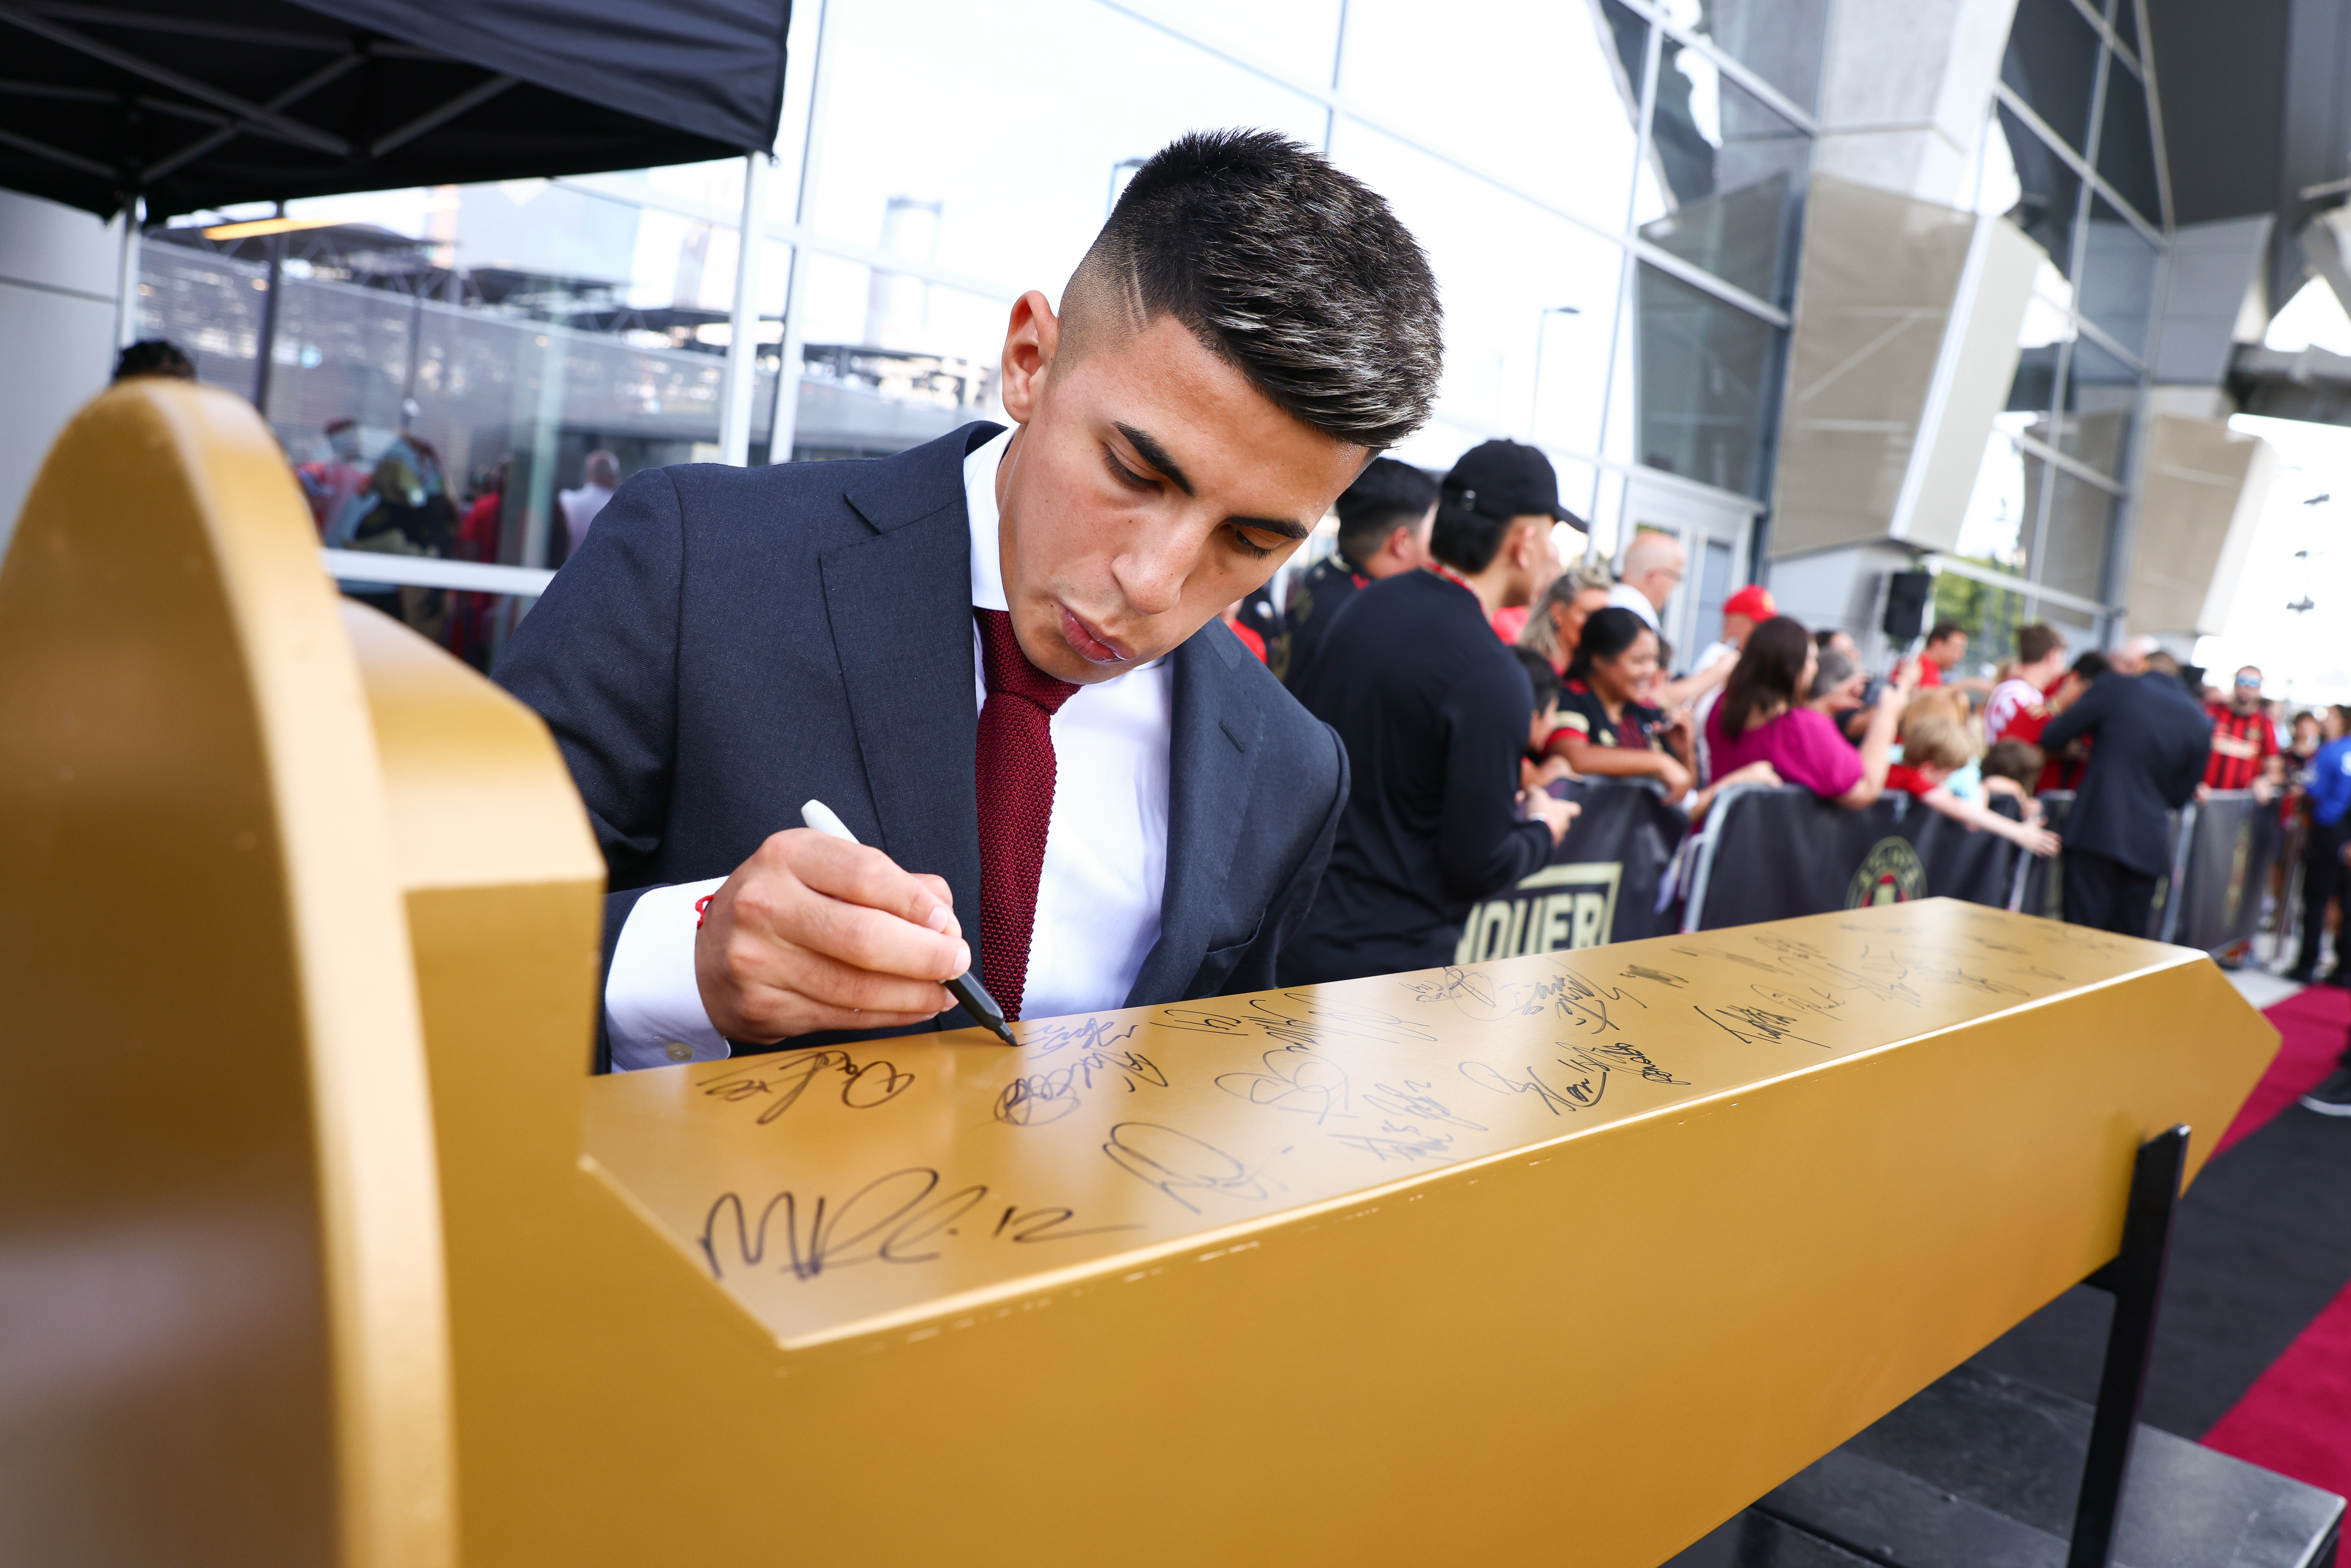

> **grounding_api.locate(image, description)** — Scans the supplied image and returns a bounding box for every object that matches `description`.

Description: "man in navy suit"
[496,130,1444,1070]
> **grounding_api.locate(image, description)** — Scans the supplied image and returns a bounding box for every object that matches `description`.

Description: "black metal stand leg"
[2067,1123,2191,1568]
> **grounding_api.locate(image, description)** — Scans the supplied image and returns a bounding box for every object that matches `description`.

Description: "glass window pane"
[1662,0,1833,113]
[1160,0,1343,85]
[805,0,1325,294]
[1332,120,1625,464]
[2077,198,2159,358]
[1641,50,1810,304]
[2038,467,2116,602]
[2111,0,2141,63]
[1341,0,1646,232]
[1634,263,1778,498]
[1955,432,2035,575]
[2095,63,2160,225]
[2009,265,2074,415]
[784,252,1006,461]
[1999,103,2084,276]
[2002,0,2102,152]
[2053,334,2138,477]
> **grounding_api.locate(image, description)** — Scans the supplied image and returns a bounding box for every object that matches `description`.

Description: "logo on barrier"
[1846,837,1926,908]
[1456,862,1622,963]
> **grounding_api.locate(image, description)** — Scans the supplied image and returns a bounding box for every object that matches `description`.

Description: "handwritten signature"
[699,1168,1141,1281]
[1159,993,1437,1050]
[1330,1123,1457,1163]
[1694,1003,1827,1049]
[1102,1122,1285,1214]
[994,1025,1167,1128]
[696,1050,913,1125]
[1215,1046,1353,1123]
[1401,963,1646,1035]
[1620,964,1690,989]
[1460,1057,1606,1115]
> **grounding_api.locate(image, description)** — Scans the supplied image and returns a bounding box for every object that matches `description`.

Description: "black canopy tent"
[0,0,792,222]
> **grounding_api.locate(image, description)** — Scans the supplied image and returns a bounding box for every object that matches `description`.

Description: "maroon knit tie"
[974,608,1079,1020]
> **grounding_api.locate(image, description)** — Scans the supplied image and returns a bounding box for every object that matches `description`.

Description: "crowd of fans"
[109,335,2351,1056]
[1212,438,2347,1020]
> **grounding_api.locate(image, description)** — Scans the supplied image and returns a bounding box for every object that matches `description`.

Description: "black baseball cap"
[1441,439,1586,532]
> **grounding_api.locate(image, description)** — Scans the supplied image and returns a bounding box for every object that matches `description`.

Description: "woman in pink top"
[1706,617,1915,807]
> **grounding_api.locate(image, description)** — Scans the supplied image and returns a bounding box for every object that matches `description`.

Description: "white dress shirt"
[603,428,1172,1071]
[1607,581,1661,631]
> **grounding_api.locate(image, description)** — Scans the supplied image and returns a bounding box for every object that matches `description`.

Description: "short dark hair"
[1720,616,1813,741]
[2071,650,2111,682]
[1512,646,1560,716]
[1063,129,1441,448]
[1565,606,1654,685]
[1335,458,1438,559]
[1982,739,2044,788]
[2016,623,2064,665]
[1429,493,1513,573]
[112,339,195,382]
[1926,620,1967,646]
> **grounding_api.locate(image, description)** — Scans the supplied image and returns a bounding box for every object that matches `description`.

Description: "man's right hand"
[1522,787,1579,843]
[694,829,969,1044]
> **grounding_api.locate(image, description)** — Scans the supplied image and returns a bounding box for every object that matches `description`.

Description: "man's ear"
[999,290,1060,426]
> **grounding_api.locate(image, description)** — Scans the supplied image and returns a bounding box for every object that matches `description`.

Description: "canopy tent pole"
[249,199,285,420]
[763,0,829,468]
[718,149,770,467]
[112,194,143,349]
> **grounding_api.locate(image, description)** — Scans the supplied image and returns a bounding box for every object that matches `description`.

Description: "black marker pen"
[799,799,1018,1047]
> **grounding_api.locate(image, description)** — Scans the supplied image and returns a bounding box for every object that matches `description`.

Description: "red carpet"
[2213,983,2346,1157]
[2203,1275,2351,1499]
[2198,982,2351,1501]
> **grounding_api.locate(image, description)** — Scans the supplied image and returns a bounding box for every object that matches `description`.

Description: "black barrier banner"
[1454,781,1687,961]
[2010,793,2188,940]
[2011,792,2070,921]
[1685,785,2028,930]
[2168,791,2280,952]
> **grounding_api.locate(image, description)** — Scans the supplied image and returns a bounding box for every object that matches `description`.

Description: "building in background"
[10,0,2351,677]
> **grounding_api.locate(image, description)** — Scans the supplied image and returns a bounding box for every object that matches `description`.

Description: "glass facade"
[133,0,1808,665]
[1949,0,2166,663]
[125,0,2165,672]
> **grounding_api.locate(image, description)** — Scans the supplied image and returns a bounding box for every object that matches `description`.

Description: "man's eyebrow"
[1227,514,1313,541]
[1115,422,1194,496]
[1115,422,1311,538]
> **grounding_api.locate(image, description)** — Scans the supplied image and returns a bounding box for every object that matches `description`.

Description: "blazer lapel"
[1124,621,1264,1006]
[816,423,1001,919]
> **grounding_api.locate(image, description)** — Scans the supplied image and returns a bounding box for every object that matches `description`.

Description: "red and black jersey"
[1550,679,1667,753]
[2203,703,2278,791]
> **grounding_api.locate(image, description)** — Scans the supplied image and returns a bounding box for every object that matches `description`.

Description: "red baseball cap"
[1723,584,1776,621]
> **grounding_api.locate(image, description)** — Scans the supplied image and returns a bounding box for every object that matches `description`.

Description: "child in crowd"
[1887,712,2060,857]
[1515,647,1572,791]
[1981,739,2048,824]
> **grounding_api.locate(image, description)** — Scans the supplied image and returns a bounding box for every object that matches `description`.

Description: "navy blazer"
[2037,670,2214,879]
[494,422,1348,1068]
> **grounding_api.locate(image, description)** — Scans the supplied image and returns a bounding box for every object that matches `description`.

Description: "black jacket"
[495,422,1348,1066]
[1272,550,1368,688]
[1281,569,1553,982]
[2038,671,2215,878]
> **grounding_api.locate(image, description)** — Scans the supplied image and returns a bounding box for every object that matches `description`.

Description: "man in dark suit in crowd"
[496,130,1443,1070]
[2037,649,2215,936]
[1281,440,1579,983]
[1271,456,1437,687]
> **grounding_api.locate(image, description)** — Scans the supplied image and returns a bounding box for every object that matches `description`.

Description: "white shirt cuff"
[605,877,731,1072]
